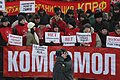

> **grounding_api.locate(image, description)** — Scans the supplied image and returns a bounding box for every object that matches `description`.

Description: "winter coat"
[50,17,66,32]
[26,32,38,46]
[53,56,73,80]
[109,31,120,37]
[0,27,13,46]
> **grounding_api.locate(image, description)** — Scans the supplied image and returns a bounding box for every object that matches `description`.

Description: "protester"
[26,22,39,46]
[13,15,28,45]
[85,9,95,26]
[53,7,65,19]
[65,18,80,36]
[53,49,73,80]
[77,14,89,29]
[37,7,51,25]
[50,11,66,32]
[98,22,109,47]
[109,24,120,37]
[0,17,12,46]
[35,24,50,45]
[64,9,75,22]
[47,22,64,46]
[80,23,102,47]
[33,14,41,28]
[93,11,103,32]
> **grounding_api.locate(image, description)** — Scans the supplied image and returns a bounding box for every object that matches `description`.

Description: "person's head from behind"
[115,24,120,35]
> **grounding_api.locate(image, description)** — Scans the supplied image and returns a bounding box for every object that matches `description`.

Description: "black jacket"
[53,56,73,80]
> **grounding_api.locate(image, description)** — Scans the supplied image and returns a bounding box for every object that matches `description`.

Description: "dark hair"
[34,14,40,19]
[54,7,61,13]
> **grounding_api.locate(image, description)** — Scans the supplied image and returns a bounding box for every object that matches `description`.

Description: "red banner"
[3,46,120,80]
[5,0,110,16]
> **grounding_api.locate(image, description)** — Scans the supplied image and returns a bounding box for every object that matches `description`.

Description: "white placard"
[61,36,76,43]
[0,0,5,11]
[8,34,22,46]
[32,45,48,56]
[45,32,60,43]
[76,33,92,43]
[106,36,120,48]
[20,1,35,13]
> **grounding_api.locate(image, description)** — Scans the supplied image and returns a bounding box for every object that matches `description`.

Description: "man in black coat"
[53,49,73,80]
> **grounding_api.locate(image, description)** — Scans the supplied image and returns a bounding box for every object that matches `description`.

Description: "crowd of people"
[0,1,120,80]
[0,2,120,48]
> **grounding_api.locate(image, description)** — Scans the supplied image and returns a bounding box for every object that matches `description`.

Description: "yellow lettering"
[99,1,107,11]
[78,3,84,9]
[92,2,98,12]
[85,3,91,12]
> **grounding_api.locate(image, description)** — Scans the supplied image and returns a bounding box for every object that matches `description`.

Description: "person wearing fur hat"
[53,49,73,80]
[13,15,28,45]
[0,17,13,46]
[26,22,39,46]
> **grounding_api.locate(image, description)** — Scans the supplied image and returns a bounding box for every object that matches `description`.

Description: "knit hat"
[56,50,62,57]
[1,17,9,22]
[18,15,25,21]
[27,22,35,31]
